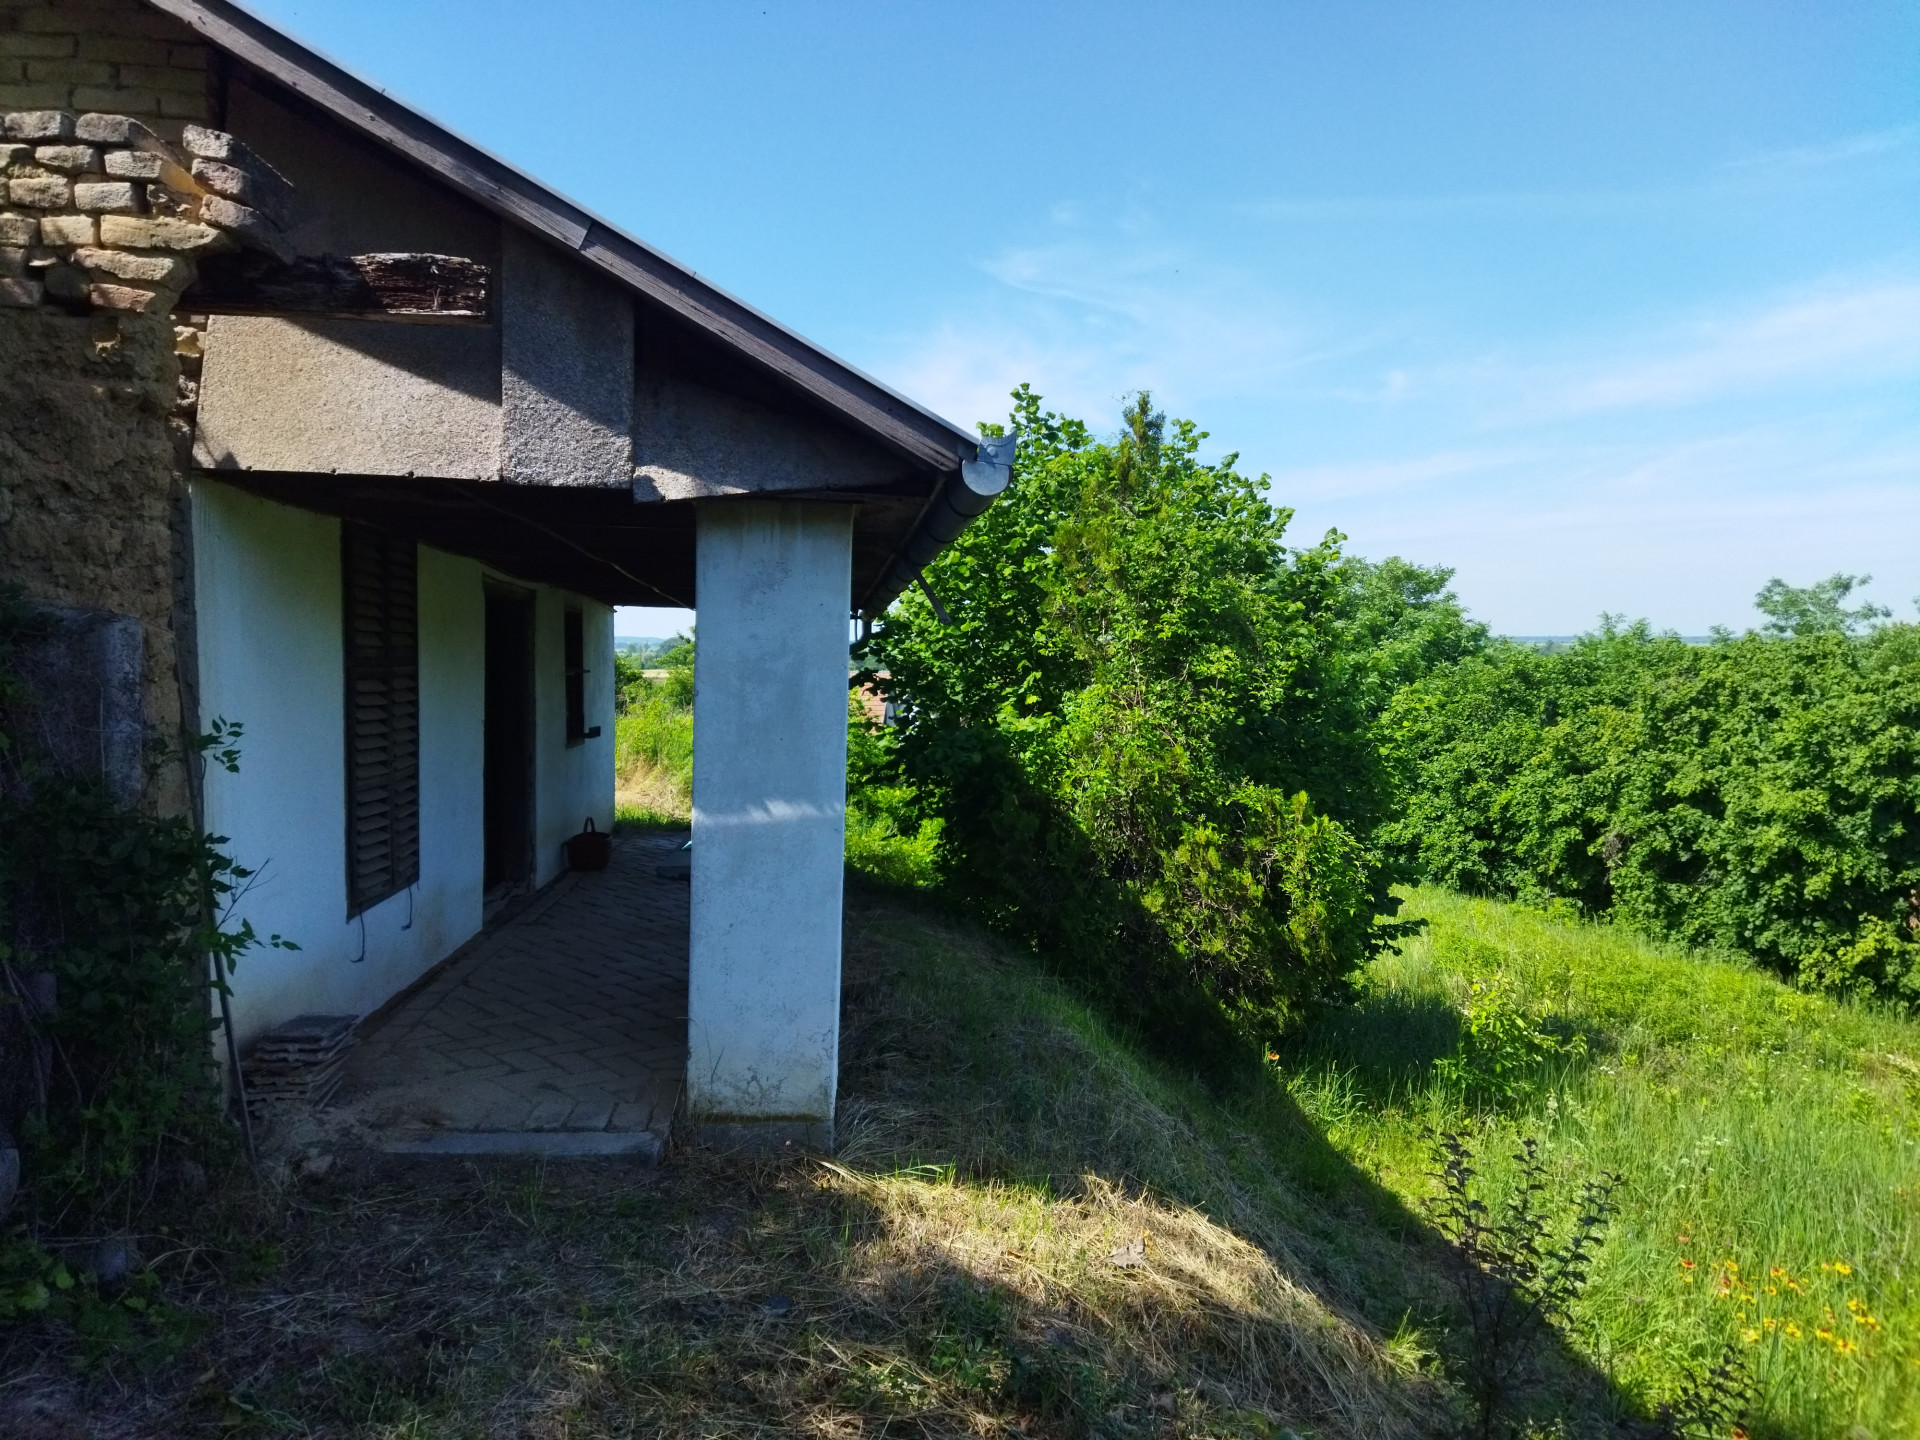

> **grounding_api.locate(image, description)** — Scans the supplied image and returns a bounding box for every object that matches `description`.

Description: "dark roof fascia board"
[145,0,977,474]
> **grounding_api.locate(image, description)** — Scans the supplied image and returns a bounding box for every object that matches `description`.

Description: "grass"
[1283,888,1920,1437]
[8,860,1913,1436]
[614,686,692,827]
[1,881,1445,1438]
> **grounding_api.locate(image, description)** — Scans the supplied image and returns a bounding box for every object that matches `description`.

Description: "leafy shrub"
[1434,974,1583,1108]
[1427,1132,1619,1438]
[1383,616,1920,998]
[0,588,277,1330]
[865,389,1459,1048]
[845,698,942,887]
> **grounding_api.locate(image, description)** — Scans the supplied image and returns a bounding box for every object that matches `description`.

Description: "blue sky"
[243,0,1920,637]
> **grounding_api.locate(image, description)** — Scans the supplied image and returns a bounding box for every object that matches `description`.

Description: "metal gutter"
[856,434,1016,619]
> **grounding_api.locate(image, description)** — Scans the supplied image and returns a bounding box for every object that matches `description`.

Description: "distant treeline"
[858,387,1919,1048]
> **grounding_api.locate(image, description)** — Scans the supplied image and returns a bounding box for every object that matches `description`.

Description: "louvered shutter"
[342,523,419,916]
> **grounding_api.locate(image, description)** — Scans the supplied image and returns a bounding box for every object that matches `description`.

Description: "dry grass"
[0,883,1448,1439]
[614,756,689,823]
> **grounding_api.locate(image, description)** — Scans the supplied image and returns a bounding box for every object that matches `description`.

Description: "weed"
[1434,973,1585,1107]
[1631,1345,1753,1439]
[1426,1131,1619,1437]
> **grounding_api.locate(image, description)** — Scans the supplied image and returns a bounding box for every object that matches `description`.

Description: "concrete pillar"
[687,500,854,1150]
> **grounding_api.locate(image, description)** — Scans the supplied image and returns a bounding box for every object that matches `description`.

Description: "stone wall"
[0,7,296,820]
[0,0,214,139]
[0,306,189,811]
[4,109,292,312]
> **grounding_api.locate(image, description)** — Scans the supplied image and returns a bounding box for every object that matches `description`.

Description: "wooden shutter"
[342,523,419,916]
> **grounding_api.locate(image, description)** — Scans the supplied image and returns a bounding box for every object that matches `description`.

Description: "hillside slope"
[2,879,1446,1438]
[15,878,1905,1436]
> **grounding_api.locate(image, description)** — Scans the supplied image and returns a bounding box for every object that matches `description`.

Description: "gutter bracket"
[913,570,955,626]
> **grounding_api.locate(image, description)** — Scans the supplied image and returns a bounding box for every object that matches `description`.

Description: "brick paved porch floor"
[339,829,689,1156]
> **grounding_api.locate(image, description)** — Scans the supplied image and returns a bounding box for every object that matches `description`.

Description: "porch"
[338,829,689,1157]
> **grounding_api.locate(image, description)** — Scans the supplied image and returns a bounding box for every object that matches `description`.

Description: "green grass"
[16,840,1912,1434]
[613,686,693,824]
[1283,888,1920,1436]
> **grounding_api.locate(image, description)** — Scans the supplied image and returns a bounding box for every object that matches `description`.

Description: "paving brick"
[564,1099,616,1131]
[609,1101,654,1131]
[342,831,691,1144]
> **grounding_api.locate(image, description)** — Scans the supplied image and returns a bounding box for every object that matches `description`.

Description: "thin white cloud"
[1269,448,1539,504]
[1725,125,1920,174]
[882,234,1319,434]
[1519,280,1920,420]
[1295,426,1920,631]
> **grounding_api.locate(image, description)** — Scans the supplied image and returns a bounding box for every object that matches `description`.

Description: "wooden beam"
[184,251,490,320]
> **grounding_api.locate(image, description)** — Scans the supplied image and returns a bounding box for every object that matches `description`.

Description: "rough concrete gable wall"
[632,370,907,500]
[0,0,215,140]
[502,226,633,487]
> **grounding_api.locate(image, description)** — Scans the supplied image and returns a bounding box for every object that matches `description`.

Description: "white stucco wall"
[687,501,853,1145]
[192,481,613,1046]
[531,587,616,886]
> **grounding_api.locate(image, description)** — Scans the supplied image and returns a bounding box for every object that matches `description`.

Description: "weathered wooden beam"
[184,251,491,321]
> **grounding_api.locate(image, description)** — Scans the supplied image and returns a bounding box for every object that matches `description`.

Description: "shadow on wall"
[7,602,147,808]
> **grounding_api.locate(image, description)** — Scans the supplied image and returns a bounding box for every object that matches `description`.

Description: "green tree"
[1383,620,1920,997]
[866,388,1411,1048]
[1754,572,1890,637]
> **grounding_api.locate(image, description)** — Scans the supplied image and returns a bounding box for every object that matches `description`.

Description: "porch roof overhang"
[148,0,1009,616]
[210,470,948,612]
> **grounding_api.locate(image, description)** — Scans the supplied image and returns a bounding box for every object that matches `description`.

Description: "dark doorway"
[483,587,534,902]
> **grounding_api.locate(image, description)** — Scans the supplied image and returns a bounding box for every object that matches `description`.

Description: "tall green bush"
[1382,618,1920,997]
[864,389,1445,1046]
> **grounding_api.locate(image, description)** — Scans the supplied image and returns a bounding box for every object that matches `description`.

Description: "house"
[0,0,1011,1149]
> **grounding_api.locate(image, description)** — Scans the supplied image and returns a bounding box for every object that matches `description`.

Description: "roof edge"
[145,0,980,473]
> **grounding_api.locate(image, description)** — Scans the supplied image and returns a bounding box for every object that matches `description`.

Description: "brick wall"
[0,0,215,140]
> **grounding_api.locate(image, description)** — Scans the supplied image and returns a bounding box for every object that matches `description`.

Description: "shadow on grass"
[841,871,1651,1438]
[3,872,1647,1438]
[1298,986,1465,1105]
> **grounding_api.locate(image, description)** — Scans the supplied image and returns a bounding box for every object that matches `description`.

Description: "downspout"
[858,432,1016,620]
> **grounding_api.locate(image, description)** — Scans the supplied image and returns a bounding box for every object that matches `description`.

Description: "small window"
[564,607,588,745]
[342,523,419,916]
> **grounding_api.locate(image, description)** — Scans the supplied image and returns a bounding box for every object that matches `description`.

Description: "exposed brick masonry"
[0,0,213,131]
[3,108,292,313]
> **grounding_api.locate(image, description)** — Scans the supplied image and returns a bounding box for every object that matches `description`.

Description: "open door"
[483,586,534,905]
